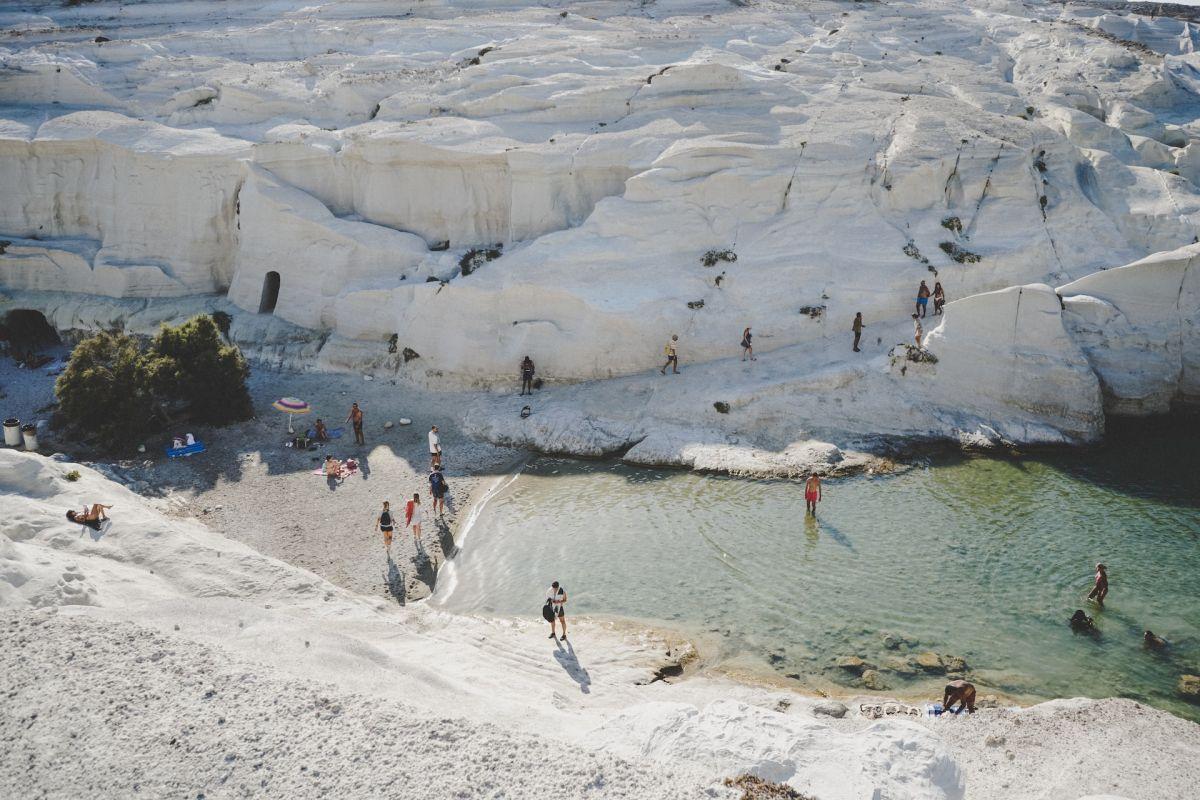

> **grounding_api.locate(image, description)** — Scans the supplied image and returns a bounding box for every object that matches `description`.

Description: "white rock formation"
[1,0,1199,449]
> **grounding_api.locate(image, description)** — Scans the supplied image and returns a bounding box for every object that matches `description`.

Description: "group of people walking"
[372,425,449,554]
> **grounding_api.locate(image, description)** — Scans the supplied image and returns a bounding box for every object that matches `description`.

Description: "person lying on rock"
[942,679,976,714]
[1069,609,1097,633]
[66,504,112,526]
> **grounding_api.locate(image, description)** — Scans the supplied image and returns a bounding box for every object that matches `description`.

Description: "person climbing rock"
[345,402,365,445]
[428,425,442,469]
[912,314,923,348]
[546,580,567,640]
[941,679,976,714]
[741,327,756,361]
[376,501,394,552]
[520,356,536,395]
[916,280,931,318]
[661,335,680,375]
[804,473,822,515]
[852,312,864,352]
[933,282,946,315]
[429,467,447,517]
[1086,563,1108,606]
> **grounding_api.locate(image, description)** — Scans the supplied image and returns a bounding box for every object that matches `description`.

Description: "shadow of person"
[804,513,818,549]
[326,472,339,491]
[359,454,371,480]
[433,517,458,561]
[414,538,437,590]
[384,552,406,605]
[553,638,592,694]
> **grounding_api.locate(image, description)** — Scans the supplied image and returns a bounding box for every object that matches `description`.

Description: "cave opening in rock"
[259,271,281,314]
[2,309,61,352]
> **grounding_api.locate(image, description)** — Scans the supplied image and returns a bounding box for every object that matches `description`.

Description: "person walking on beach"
[547,580,567,640]
[933,282,946,316]
[428,425,442,469]
[375,501,394,552]
[661,335,680,375]
[345,402,365,445]
[804,473,822,515]
[916,280,931,318]
[741,327,756,361]
[1086,562,1108,606]
[405,493,423,542]
[520,356,536,396]
[941,679,976,714]
[429,467,447,517]
[852,312,864,352]
[912,314,923,348]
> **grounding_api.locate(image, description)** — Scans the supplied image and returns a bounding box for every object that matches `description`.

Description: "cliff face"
[1,0,1198,445]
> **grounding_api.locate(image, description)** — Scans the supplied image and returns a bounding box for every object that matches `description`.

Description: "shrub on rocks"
[54,331,156,451]
[713,401,731,414]
[459,246,502,276]
[701,249,737,267]
[143,315,252,425]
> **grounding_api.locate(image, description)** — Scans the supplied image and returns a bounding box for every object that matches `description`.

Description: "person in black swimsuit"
[375,501,394,551]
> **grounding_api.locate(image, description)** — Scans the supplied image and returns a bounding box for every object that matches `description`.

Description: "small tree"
[146,315,252,424]
[54,331,155,448]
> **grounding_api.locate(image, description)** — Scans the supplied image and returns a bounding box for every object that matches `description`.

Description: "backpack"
[664,343,672,355]
[430,472,446,492]
[380,510,392,527]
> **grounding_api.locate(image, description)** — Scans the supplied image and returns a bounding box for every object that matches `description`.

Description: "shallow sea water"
[434,418,1200,720]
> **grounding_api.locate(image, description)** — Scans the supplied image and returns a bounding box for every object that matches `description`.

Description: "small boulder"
[943,654,968,673]
[836,656,870,675]
[915,652,945,673]
[882,656,917,676]
[1178,674,1200,702]
[811,700,848,718]
[861,669,888,691]
[383,421,395,429]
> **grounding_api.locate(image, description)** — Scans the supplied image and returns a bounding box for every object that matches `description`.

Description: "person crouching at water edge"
[546,581,567,641]
[942,679,976,714]
[804,473,822,515]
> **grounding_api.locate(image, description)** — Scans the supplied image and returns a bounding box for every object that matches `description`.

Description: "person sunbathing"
[66,504,112,526]
[324,456,342,476]
[314,419,329,441]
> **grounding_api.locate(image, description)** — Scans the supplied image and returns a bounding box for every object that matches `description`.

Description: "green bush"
[54,331,156,450]
[144,315,252,424]
[55,316,252,451]
[64,470,81,482]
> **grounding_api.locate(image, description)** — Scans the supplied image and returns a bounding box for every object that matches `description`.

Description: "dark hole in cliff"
[3,309,60,352]
[258,271,280,314]
[401,347,420,363]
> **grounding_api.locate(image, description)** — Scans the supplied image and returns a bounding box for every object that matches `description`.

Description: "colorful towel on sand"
[311,460,358,478]
[166,442,206,458]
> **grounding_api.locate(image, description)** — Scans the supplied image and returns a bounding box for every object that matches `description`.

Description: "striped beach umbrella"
[272,397,310,434]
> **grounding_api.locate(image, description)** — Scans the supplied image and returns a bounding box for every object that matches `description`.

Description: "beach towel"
[166,442,206,458]
[307,427,345,440]
[312,459,358,478]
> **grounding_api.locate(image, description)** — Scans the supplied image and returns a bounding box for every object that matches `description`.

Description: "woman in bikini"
[66,504,112,526]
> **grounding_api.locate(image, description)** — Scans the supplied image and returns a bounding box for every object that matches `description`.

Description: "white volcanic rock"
[918,283,1104,443]
[1060,243,1200,414]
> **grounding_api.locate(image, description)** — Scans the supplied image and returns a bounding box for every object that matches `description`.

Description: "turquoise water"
[435,419,1200,720]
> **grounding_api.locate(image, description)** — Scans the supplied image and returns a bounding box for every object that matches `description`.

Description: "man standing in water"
[345,402,365,445]
[660,334,680,375]
[1086,562,1108,606]
[547,580,567,640]
[375,501,394,553]
[942,679,976,714]
[804,473,822,515]
[852,312,864,352]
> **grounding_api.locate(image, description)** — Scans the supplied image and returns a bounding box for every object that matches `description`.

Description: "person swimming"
[1143,630,1168,651]
[1069,609,1097,633]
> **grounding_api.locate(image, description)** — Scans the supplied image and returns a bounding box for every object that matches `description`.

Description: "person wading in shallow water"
[345,402,365,445]
[547,580,567,640]
[804,473,822,515]
[942,679,976,714]
[661,335,680,375]
[1086,563,1109,606]
[852,312,864,352]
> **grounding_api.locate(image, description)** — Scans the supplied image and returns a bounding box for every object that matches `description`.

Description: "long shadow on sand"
[384,552,405,605]
[552,638,591,694]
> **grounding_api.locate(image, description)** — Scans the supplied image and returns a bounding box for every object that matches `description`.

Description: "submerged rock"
[1179,674,1200,702]
[915,652,945,673]
[861,669,888,691]
[835,656,870,675]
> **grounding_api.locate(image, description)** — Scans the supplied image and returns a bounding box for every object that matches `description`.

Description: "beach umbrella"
[273,397,310,434]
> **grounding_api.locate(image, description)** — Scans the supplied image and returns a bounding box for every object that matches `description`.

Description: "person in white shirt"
[428,425,442,469]
[547,581,567,640]
[405,493,423,540]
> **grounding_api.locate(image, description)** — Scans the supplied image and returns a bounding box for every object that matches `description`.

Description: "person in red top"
[804,473,822,515]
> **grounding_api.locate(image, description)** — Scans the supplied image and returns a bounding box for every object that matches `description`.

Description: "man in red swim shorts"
[804,473,822,515]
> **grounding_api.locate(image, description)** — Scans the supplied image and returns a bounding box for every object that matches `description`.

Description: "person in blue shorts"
[916,280,931,318]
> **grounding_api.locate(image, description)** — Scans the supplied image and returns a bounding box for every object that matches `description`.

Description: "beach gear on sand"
[520,405,531,418]
[166,441,206,458]
[307,426,344,440]
[312,459,358,478]
[273,397,311,434]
